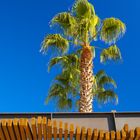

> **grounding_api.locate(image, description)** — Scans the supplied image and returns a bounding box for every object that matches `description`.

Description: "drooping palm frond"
[72,0,95,19]
[94,70,118,104]
[51,12,77,36]
[48,53,80,71]
[100,45,122,63]
[95,70,117,88]
[95,70,106,80]
[46,83,73,110]
[100,18,126,44]
[98,76,117,88]
[89,15,100,39]
[96,90,118,104]
[48,56,68,71]
[40,34,69,54]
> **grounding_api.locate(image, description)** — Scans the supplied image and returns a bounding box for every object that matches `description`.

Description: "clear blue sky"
[0,0,139,113]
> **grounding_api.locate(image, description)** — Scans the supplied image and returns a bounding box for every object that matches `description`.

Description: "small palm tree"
[40,0,126,112]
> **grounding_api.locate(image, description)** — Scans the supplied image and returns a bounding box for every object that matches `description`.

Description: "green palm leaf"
[100,45,122,63]
[72,0,95,19]
[98,76,117,88]
[100,18,126,44]
[51,12,76,36]
[41,34,69,54]
[96,90,118,104]
[48,53,80,71]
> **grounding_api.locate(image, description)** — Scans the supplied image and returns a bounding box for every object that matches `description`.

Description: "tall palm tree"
[40,0,126,112]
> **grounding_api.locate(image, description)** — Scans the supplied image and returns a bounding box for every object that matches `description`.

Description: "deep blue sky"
[0,0,139,112]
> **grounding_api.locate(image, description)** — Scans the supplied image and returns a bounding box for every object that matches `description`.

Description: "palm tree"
[40,0,126,112]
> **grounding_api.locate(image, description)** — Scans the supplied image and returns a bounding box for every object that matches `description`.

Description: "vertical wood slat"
[1,119,10,140]
[135,127,140,140]
[121,129,126,140]
[31,118,37,140]
[116,131,121,140]
[37,117,42,140]
[59,121,63,140]
[81,127,86,140]
[129,129,134,140]
[64,123,68,140]
[76,126,80,140]
[99,130,104,140]
[47,119,52,140]
[124,124,129,134]
[53,120,57,140]
[7,119,16,140]
[24,119,33,140]
[19,118,26,140]
[92,128,98,140]
[0,123,5,140]
[105,132,110,140]
[87,128,92,140]
[42,117,47,140]
[110,131,115,140]
[13,119,21,140]
[69,124,74,140]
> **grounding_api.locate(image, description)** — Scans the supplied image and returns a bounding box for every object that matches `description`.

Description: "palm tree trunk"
[79,46,94,112]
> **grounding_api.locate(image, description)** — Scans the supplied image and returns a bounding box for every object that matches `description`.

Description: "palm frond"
[46,83,65,104]
[96,90,118,104]
[48,56,67,71]
[40,34,69,54]
[100,45,122,63]
[48,53,80,71]
[89,15,100,39]
[57,98,72,110]
[51,12,76,36]
[98,76,117,88]
[100,18,126,44]
[72,0,95,19]
[95,70,106,80]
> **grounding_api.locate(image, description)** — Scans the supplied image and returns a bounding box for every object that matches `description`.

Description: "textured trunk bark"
[79,46,93,112]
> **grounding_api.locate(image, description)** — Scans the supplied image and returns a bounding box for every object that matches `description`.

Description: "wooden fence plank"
[24,119,33,140]
[0,123,5,140]
[92,128,98,140]
[7,119,16,140]
[124,124,129,134]
[47,119,52,140]
[99,130,104,140]
[121,129,126,140]
[1,119,10,140]
[105,132,110,140]
[135,127,140,140]
[75,126,80,140]
[110,131,115,140]
[64,123,68,140]
[81,127,86,140]
[87,128,92,140]
[13,119,21,140]
[59,121,63,140]
[129,129,134,140]
[70,124,74,140]
[53,120,57,140]
[42,117,47,140]
[19,118,26,140]
[37,117,42,140]
[31,118,37,140]
[116,131,121,140]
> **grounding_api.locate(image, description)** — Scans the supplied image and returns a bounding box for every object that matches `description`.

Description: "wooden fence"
[0,116,140,140]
